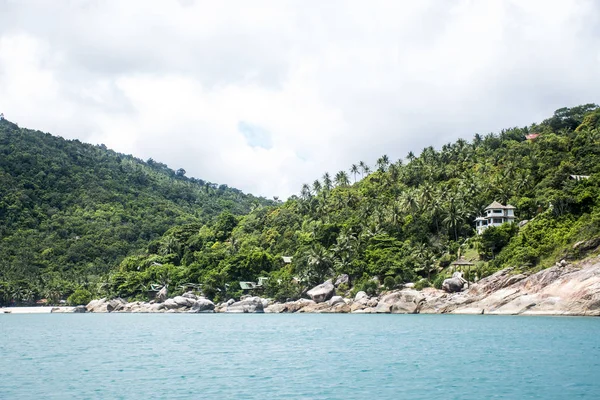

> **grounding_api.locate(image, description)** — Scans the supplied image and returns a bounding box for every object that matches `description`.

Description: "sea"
[1,314,599,399]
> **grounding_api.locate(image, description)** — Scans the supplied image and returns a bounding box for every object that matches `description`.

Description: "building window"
[494,210,502,214]
[493,218,503,224]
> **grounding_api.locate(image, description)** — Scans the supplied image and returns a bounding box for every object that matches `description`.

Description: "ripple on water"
[1,314,600,399]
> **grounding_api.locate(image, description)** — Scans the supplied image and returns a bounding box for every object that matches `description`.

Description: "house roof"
[239,281,257,290]
[570,175,590,181]
[525,133,540,140]
[451,257,474,266]
[485,201,505,210]
[282,256,293,263]
[505,204,516,209]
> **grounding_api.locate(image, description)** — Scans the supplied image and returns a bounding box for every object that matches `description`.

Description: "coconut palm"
[334,170,350,187]
[322,172,332,191]
[350,164,359,183]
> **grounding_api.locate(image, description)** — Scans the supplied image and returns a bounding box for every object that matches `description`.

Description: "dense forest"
[2,104,600,306]
[0,119,272,305]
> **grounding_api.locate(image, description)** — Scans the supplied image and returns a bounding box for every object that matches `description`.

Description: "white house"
[475,201,516,234]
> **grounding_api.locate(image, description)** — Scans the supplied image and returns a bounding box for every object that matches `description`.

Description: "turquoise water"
[1,314,599,399]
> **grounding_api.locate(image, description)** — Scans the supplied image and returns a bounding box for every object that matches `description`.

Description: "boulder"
[163,298,179,310]
[328,296,345,306]
[354,291,368,302]
[442,272,467,293]
[307,281,335,303]
[182,291,199,300]
[366,298,379,308]
[188,298,215,313]
[106,298,127,312]
[86,298,108,313]
[226,297,265,313]
[156,286,168,302]
[173,296,196,308]
[334,274,350,287]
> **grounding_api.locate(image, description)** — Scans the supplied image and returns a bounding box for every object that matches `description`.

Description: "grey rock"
[188,298,215,313]
[156,286,168,302]
[334,274,350,287]
[182,291,199,300]
[328,296,345,306]
[307,281,335,303]
[226,297,265,313]
[354,291,368,302]
[442,272,467,293]
[173,296,196,308]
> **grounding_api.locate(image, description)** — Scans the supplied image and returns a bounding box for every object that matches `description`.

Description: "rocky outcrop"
[334,274,350,287]
[442,272,467,293]
[307,281,335,303]
[226,297,264,313]
[81,255,600,316]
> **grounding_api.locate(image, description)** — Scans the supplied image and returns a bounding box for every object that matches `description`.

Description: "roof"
[505,204,516,209]
[485,201,505,210]
[451,257,474,266]
[282,256,293,263]
[525,133,540,140]
[570,175,590,181]
[239,281,258,290]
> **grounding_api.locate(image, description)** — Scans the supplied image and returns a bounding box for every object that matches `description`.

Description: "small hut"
[450,257,475,285]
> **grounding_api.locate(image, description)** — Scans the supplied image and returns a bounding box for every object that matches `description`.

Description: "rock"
[226,298,236,306]
[106,298,127,312]
[354,291,368,302]
[156,286,168,302]
[350,302,365,312]
[328,296,345,306]
[188,298,215,313]
[366,298,379,307]
[173,296,196,308]
[297,302,331,313]
[442,272,467,293]
[334,274,350,287]
[182,291,199,300]
[226,297,265,313]
[265,303,288,313]
[404,283,415,288]
[86,298,108,313]
[163,298,179,309]
[72,305,86,313]
[307,281,335,303]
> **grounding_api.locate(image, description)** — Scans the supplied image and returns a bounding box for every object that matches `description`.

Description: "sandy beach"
[1,306,76,314]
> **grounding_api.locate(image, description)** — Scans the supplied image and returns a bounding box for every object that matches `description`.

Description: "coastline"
[4,255,600,317]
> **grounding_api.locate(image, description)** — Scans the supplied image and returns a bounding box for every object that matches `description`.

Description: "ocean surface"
[1,314,599,399]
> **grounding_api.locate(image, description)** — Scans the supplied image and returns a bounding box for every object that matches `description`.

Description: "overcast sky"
[1,1,599,198]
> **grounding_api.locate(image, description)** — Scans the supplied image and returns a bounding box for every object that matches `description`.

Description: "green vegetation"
[0,120,272,305]
[2,104,600,305]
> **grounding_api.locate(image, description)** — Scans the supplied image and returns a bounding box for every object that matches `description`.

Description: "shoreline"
[4,255,600,317]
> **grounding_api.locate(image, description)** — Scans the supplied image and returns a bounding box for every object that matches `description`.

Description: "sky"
[1,0,599,199]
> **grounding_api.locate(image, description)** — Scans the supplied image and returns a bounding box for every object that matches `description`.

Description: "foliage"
[67,288,92,306]
[3,104,600,303]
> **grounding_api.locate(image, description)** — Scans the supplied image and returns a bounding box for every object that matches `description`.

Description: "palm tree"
[300,183,312,200]
[312,179,322,194]
[334,170,350,187]
[358,161,366,177]
[350,164,359,183]
[443,198,467,241]
[407,151,416,163]
[376,154,390,172]
[322,172,332,191]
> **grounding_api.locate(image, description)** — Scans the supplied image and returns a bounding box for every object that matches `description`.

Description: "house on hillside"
[0,113,4,120]
[475,201,516,234]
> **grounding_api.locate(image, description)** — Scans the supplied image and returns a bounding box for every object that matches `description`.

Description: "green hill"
[0,119,272,304]
[2,104,600,306]
[92,104,600,304]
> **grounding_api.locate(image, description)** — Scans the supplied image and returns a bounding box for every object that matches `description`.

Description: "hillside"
[2,105,600,306]
[89,104,600,305]
[0,119,272,304]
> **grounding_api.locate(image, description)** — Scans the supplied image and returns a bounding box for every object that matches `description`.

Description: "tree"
[350,164,359,183]
[334,171,350,187]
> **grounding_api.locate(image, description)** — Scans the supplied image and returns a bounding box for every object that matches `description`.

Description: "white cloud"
[1,0,599,198]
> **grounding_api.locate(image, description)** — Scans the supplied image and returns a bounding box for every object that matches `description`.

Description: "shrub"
[67,288,92,306]
[413,279,431,291]
[433,274,449,289]
[383,276,396,290]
